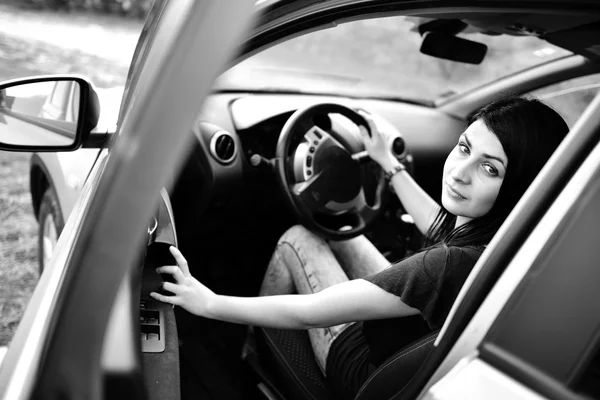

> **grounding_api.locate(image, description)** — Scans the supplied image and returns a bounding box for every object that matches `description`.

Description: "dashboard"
[192,92,466,204]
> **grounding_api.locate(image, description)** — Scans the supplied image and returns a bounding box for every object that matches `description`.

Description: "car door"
[0,1,256,399]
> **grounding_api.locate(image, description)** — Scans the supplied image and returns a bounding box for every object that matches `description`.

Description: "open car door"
[0,1,256,399]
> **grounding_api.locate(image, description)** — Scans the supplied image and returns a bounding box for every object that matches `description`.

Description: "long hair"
[423,95,569,248]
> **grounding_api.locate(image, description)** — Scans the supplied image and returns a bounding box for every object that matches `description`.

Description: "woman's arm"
[151,247,419,329]
[358,112,440,235]
[383,157,440,235]
[207,278,420,329]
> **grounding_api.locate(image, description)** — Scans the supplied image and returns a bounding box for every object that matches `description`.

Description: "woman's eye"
[482,164,499,177]
[458,143,469,154]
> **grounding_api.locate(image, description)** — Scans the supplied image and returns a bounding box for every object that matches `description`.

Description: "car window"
[531,73,600,128]
[216,16,571,104]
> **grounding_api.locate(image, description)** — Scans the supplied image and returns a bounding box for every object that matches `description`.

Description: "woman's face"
[442,119,508,227]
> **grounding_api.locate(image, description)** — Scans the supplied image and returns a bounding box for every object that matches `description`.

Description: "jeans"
[259,225,390,373]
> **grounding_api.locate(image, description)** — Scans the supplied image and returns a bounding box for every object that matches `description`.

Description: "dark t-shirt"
[326,245,484,399]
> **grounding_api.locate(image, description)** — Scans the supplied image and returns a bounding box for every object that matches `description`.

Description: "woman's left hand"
[357,110,399,171]
[150,246,216,317]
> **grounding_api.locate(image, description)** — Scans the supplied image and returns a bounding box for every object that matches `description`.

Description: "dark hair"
[424,95,569,248]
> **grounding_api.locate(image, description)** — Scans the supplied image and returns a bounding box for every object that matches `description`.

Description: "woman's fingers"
[162,281,180,294]
[149,248,201,310]
[358,125,370,143]
[155,247,191,283]
[156,265,185,283]
[358,110,379,138]
[150,291,180,306]
[170,246,191,276]
[357,112,372,139]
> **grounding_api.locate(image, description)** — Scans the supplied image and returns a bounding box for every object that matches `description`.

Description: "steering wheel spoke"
[276,103,393,239]
[351,150,370,163]
[292,171,330,210]
[305,125,329,144]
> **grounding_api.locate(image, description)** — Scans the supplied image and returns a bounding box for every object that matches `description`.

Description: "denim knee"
[279,224,324,249]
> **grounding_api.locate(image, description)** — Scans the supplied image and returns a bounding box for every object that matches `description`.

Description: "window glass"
[217,16,570,104]
[531,73,600,128]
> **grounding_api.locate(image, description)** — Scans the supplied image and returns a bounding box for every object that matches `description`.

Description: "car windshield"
[215,16,571,104]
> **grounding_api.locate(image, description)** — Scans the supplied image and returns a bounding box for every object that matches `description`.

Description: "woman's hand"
[358,110,400,171]
[150,246,216,317]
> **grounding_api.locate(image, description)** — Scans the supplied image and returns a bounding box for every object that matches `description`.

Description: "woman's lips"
[445,183,467,200]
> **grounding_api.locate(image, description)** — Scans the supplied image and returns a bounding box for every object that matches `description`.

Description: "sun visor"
[544,21,600,62]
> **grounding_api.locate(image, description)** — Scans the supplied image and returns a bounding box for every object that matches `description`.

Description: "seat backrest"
[354,330,439,400]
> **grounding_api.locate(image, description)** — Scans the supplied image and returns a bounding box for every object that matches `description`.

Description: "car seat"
[243,327,439,400]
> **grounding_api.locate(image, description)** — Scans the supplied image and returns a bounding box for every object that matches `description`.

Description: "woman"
[151,96,569,399]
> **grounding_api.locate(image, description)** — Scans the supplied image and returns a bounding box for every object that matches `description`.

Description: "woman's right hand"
[357,110,399,171]
[150,246,216,317]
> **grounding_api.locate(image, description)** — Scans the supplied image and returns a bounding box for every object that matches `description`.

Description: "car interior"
[119,7,600,400]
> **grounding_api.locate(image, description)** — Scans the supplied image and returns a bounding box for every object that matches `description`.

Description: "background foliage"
[1,0,152,18]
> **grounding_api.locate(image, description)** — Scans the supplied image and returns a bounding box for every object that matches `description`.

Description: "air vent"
[209,131,237,164]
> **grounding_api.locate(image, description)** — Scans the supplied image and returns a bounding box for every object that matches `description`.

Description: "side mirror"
[420,31,487,65]
[0,76,100,152]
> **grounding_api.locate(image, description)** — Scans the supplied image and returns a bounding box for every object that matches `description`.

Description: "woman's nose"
[450,161,471,184]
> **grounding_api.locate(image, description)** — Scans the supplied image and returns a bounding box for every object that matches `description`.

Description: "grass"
[0,152,38,346]
[0,5,141,346]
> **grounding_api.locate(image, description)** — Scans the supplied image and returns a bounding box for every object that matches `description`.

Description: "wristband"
[384,163,405,181]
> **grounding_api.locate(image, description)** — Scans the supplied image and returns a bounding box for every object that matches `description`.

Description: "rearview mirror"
[0,76,100,151]
[420,32,487,65]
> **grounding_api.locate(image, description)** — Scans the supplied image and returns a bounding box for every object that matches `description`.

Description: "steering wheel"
[275,103,389,240]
